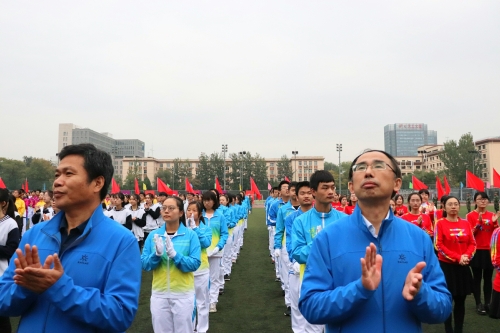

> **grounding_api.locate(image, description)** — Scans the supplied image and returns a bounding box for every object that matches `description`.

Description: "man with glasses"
[299,150,451,333]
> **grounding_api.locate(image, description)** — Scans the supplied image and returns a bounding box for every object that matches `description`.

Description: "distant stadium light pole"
[222,144,228,190]
[292,151,298,181]
[336,144,342,194]
[239,151,247,190]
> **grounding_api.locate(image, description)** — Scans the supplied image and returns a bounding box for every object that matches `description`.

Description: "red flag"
[466,170,484,192]
[250,177,262,200]
[215,177,223,193]
[436,177,445,200]
[111,178,120,193]
[411,175,428,191]
[268,182,272,191]
[0,177,6,189]
[157,177,174,195]
[22,183,25,191]
[134,178,140,195]
[443,175,451,195]
[25,179,29,193]
[493,168,500,188]
[284,176,290,182]
[185,178,195,193]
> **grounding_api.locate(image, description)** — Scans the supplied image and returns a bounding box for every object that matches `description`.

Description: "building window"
[144,170,147,174]
[483,154,486,159]
[308,161,312,166]
[270,162,275,167]
[299,161,302,166]
[143,162,147,166]
[314,161,317,166]
[299,177,302,181]
[160,163,163,167]
[63,143,67,147]
[270,170,274,175]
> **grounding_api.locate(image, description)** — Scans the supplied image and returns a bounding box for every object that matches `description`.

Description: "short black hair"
[278,181,290,191]
[348,149,401,182]
[393,194,404,204]
[418,189,430,196]
[158,192,168,197]
[272,186,279,191]
[202,191,220,210]
[58,143,114,201]
[289,181,298,191]
[309,170,335,191]
[473,191,489,201]
[295,181,310,195]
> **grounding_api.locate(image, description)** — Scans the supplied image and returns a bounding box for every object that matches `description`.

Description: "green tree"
[25,158,56,191]
[440,133,481,185]
[209,152,225,189]
[324,161,335,171]
[277,155,293,180]
[326,161,351,194]
[252,154,269,190]
[228,152,256,190]
[175,159,194,190]
[0,158,27,190]
[143,176,152,190]
[123,160,141,190]
[155,168,173,189]
[195,153,212,189]
[23,156,34,167]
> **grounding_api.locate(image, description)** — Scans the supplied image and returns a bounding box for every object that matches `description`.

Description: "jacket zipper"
[377,237,385,332]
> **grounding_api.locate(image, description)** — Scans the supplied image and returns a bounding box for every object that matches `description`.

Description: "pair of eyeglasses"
[161,206,178,212]
[352,161,396,174]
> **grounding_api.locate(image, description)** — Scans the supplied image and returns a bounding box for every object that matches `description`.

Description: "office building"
[58,123,145,176]
[384,123,437,157]
[475,137,500,186]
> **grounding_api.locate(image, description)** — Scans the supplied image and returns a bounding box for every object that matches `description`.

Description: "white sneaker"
[209,303,217,313]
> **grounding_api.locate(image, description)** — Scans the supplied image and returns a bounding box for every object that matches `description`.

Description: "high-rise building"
[58,123,145,177]
[384,123,437,157]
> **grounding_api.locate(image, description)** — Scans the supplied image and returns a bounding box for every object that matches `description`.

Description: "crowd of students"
[1,185,252,333]
[266,173,500,333]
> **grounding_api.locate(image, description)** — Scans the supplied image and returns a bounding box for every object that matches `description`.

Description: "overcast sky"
[1,1,499,164]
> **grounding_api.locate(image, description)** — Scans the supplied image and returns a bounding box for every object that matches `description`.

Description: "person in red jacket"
[419,189,437,224]
[401,192,433,238]
[331,193,341,208]
[335,195,348,213]
[434,196,476,333]
[393,194,408,217]
[466,192,500,315]
[344,193,357,215]
[490,227,500,319]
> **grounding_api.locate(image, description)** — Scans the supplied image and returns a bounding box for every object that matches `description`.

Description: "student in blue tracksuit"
[202,191,228,313]
[265,188,275,224]
[266,187,279,261]
[299,150,452,333]
[274,181,300,316]
[269,181,290,281]
[0,144,141,333]
[286,181,314,333]
[291,171,346,333]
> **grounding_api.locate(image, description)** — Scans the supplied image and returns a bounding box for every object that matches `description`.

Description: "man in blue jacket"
[269,180,290,282]
[0,144,142,333]
[299,150,452,333]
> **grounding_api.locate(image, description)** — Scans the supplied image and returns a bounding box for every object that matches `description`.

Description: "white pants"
[194,273,209,333]
[151,295,194,333]
[209,256,223,304]
[289,272,307,332]
[232,225,241,260]
[292,276,324,333]
[223,230,234,276]
[280,247,291,307]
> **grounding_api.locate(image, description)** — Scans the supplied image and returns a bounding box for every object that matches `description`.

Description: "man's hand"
[360,243,382,291]
[402,261,426,301]
[14,244,43,270]
[14,253,64,294]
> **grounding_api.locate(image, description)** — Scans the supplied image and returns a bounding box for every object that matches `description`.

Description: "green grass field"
[11,207,500,332]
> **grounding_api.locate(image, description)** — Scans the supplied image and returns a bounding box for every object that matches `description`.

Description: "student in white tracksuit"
[128,194,147,248]
[141,197,201,333]
[202,191,229,313]
[185,202,212,333]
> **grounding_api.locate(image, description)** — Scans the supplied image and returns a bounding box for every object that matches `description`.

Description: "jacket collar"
[353,202,395,238]
[41,204,104,237]
[311,206,335,219]
[161,221,188,237]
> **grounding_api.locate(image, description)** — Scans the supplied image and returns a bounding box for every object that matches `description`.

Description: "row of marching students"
[266,171,500,333]
[137,189,250,333]
[393,191,500,332]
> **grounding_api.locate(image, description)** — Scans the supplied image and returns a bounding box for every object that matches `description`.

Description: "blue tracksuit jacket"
[299,207,452,333]
[0,205,141,333]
